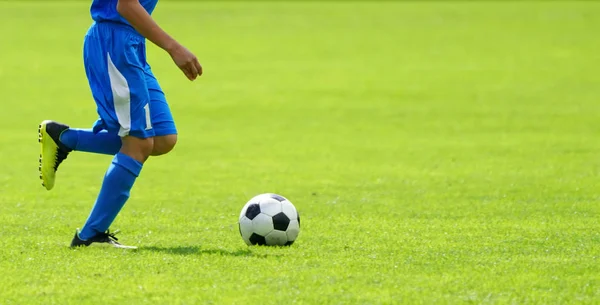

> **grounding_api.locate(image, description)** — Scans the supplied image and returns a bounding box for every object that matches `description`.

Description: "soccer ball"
[238,193,300,246]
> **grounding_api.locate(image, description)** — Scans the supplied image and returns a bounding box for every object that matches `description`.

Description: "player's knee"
[121,136,154,162]
[152,134,177,156]
[136,138,155,158]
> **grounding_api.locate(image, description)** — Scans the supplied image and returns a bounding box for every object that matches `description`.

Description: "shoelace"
[98,230,121,242]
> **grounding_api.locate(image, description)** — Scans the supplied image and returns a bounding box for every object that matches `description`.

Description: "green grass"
[1,0,599,304]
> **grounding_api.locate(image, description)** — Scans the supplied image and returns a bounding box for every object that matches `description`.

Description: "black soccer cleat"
[38,120,72,190]
[70,229,138,249]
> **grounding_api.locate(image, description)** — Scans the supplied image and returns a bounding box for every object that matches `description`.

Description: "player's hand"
[168,44,202,81]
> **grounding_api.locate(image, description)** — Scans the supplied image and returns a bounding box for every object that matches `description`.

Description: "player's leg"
[38,121,124,190]
[72,135,151,249]
[60,127,122,155]
[71,25,153,248]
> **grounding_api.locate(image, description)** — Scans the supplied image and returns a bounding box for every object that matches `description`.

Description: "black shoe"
[38,120,73,190]
[70,229,138,249]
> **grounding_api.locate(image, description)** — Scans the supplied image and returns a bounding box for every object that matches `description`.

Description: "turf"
[0,0,599,304]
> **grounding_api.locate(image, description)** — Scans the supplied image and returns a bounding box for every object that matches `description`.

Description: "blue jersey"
[90,0,158,26]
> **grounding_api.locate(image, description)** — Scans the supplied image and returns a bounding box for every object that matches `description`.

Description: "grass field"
[1,0,599,304]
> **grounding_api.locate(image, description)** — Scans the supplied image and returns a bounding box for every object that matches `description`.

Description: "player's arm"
[116,0,202,80]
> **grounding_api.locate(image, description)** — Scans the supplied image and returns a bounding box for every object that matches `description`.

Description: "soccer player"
[37,0,202,249]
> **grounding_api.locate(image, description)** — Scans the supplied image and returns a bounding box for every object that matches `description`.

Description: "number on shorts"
[144,104,152,130]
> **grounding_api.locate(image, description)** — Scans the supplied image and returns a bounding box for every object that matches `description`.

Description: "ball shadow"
[139,245,270,258]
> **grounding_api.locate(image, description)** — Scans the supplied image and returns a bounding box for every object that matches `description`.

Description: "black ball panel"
[245,203,261,220]
[272,212,290,231]
[249,233,266,245]
[269,194,287,202]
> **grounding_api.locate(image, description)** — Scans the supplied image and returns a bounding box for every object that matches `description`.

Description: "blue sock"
[59,129,122,155]
[78,153,143,240]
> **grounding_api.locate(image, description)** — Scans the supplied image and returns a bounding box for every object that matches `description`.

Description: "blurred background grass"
[0,1,598,303]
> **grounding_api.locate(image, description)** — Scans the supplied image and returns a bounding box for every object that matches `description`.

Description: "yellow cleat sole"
[38,120,59,191]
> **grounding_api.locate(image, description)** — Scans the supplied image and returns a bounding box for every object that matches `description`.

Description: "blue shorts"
[83,21,177,139]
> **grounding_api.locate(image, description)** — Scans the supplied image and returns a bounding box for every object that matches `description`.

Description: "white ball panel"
[265,230,288,246]
[286,219,300,241]
[252,213,274,236]
[239,216,254,241]
[281,201,298,220]
[259,200,282,217]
